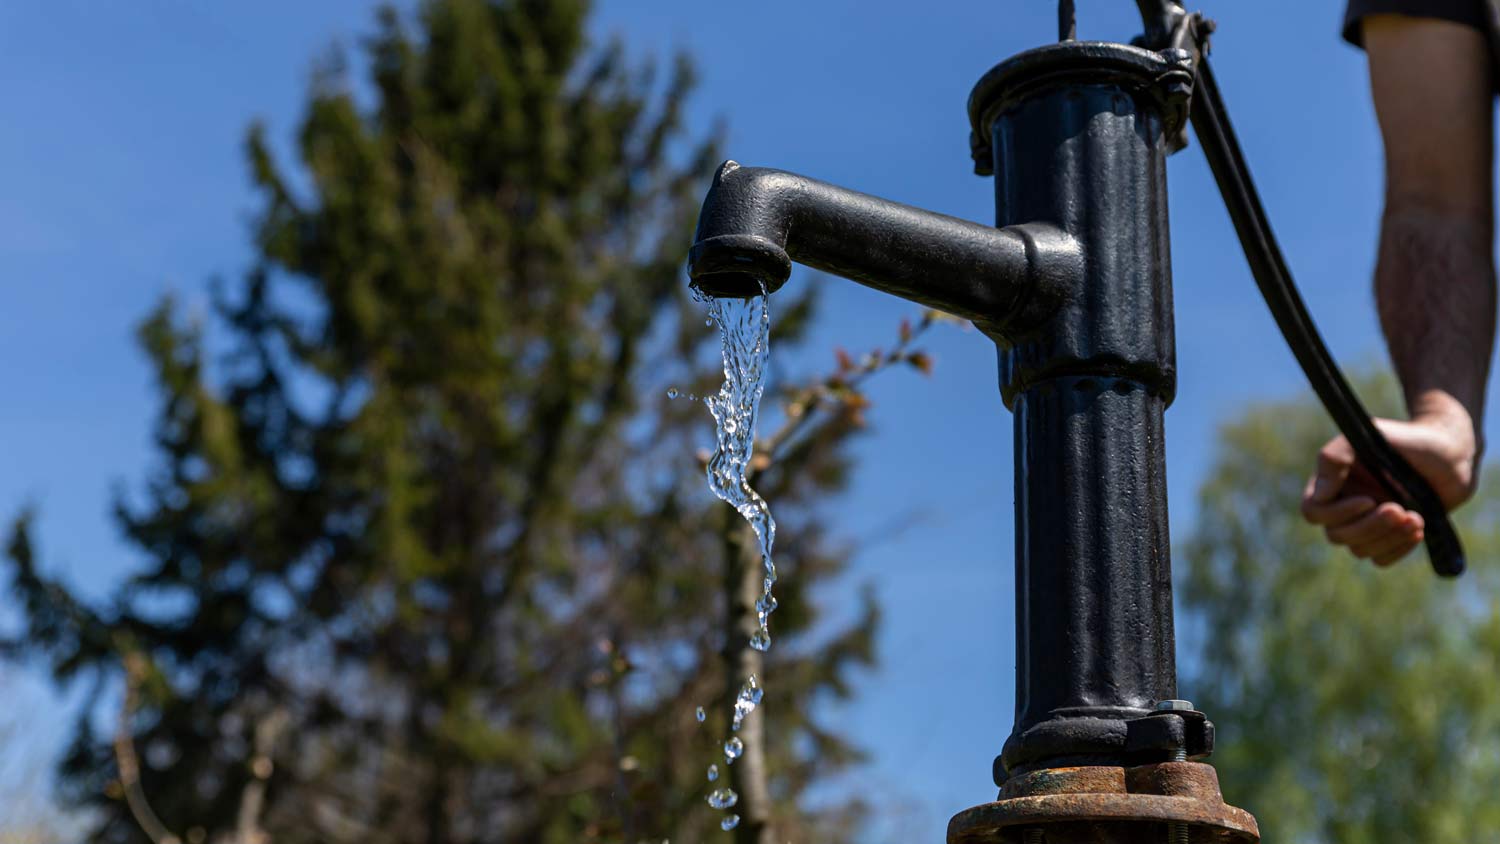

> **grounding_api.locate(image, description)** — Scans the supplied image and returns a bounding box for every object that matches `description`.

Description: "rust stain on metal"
[949,762,1259,844]
[1001,766,1126,799]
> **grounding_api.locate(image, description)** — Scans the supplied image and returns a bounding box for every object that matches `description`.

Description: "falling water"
[679,286,779,833]
[731,674,763,731]
[700,290,778,652]
[723,736,744,762]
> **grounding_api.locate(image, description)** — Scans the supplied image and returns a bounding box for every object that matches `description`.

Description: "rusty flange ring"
[948,762,1259,843]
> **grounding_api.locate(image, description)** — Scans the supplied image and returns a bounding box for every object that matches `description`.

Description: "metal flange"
[949,762,1259,844]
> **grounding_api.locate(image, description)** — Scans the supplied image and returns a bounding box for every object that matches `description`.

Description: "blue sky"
[1,0,1489,839]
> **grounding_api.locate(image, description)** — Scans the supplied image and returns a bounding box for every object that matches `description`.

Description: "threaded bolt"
[1024,830,1044,844]
[1165,754,1190,844]
[1158,700,1193,843]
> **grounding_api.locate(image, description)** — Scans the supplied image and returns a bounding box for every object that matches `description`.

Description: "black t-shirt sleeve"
[1344,0,1489,46]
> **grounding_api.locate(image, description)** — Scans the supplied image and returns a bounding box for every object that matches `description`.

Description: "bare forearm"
[1364,17,1495,435]
[1375,204,1495,432]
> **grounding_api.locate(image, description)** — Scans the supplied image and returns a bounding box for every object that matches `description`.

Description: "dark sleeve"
[1344,0,1488,47]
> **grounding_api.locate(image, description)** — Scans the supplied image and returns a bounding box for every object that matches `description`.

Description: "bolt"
[1024,830,1044,844]
[1158,700,1193,842]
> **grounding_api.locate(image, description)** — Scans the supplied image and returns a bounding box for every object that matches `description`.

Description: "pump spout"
[687,161,1080,341]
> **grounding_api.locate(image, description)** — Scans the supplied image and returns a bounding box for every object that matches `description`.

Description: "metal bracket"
[1134,11,1216,152]
[1125,707,1215,761]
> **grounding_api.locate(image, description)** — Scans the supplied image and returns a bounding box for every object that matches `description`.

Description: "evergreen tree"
[1180,374,1500,842]
[4,2,931,841]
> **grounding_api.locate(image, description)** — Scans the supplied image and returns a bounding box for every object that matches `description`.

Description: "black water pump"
[688,2,1466,841]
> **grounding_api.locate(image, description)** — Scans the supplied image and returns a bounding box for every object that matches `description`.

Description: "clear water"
[731,674,762,732]
[687,287,779,834]
[702,292,779,653]
[707,788,739,810]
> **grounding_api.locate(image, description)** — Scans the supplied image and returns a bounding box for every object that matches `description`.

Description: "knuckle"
[1301,499,1322,522]
[1318,441,1351,464]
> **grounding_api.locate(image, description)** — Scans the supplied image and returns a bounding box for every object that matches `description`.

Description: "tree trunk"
[723,515,773,844]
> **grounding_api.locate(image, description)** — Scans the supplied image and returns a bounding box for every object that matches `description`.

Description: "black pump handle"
[1185,50,1466,577]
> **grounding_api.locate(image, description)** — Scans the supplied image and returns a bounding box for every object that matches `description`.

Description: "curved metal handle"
[1135,0,1188,44]
[1188,55,1466,577]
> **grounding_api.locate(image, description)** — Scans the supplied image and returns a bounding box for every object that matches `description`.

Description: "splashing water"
[702,291,779,651]
[694,286,779,834]
[731,674,762,732]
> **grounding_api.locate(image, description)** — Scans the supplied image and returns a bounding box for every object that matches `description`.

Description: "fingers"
[1303,428,1434,569]
[1301,475,1376,526]
[1326,501,1410,546]
[1325,502,1424,566]
[1310,436,1356,503]
[1369,530,1424,568]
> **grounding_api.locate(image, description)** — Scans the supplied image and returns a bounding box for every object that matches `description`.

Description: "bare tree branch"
[114,651,181,844]
[723,514,772,844]
[231,708,288,844]
[716,310,942,844]
[754,310,939,474]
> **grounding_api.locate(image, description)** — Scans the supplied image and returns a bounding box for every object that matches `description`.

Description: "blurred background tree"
[1,1,927,842]
[0,671,74,844]
[1181,373,1500,843]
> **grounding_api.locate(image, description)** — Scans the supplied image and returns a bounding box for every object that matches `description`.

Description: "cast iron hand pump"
[687,3,1466,841]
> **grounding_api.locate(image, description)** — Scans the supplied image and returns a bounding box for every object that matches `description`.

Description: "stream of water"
[674,287,778,834]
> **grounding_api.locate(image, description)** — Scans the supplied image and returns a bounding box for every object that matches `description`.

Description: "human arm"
[1302,14,1495,566]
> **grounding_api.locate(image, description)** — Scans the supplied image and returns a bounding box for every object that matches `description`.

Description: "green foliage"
[4,2,903,842]
[1181,374,1500,843]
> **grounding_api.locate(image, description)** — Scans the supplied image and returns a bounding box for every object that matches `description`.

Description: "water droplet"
[707,763,719,782]
[721,814,741,831]
[695,706,706,723]
[755,593,778,617]
[749,628,771,652]
[706,317,715,326]
[706,787,738,810]
[668,387,680,399]
[724,737,744,763]
[731,675,763,731]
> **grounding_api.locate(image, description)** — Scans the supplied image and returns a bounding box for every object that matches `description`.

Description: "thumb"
[1312,435,1355,503]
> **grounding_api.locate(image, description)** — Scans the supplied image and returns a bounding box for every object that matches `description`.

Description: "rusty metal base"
[948,762,1259,844]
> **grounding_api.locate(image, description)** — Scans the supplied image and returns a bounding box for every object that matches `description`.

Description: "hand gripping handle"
[1188,55,1466,577]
